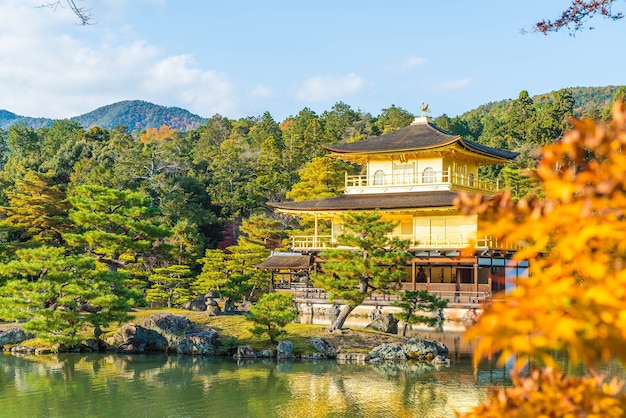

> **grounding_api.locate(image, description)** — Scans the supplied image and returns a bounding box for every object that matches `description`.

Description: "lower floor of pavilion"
[258,250,529,309]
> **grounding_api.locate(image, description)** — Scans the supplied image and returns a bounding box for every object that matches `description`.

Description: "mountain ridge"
[0,100,207,131]
[0,86,621,132]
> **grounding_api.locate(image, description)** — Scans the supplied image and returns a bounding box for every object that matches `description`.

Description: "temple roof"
[257,253,313,270]
[268,190,461,212]
[323,117,517,161]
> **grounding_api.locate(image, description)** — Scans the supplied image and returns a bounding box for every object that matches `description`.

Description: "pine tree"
[64,185,171,273]
[393,290,448,336]
[0,169,71,248]
[0,246,131,345]
[316,211,410,331]
[248,293,297,343]
[146,265,193,308]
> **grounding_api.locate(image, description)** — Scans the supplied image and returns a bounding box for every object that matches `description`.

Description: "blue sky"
[1,0,625,121]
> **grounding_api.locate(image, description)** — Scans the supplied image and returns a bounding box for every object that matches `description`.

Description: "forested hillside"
[71,100,208,131]
[0,100,206,131]
[0,86,623,344]
[0,110,54,130]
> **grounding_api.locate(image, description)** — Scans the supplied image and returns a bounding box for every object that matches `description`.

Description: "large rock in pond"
[142,313,193,344]
[366,313,398,334]
[403,338,448,361]
[0,328,34,347]
[365,343,407,362]
[177,330,221,355]
[310,337,336,358]
[365,339,449,364]
[109,324,167,353]
[234,345,257,359]
[277,340,294,359]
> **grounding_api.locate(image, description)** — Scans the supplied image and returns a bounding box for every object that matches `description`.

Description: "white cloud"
[432,78,472,92]
[295,73,364,102]
[0,0,237,118]
[143,55,237,116]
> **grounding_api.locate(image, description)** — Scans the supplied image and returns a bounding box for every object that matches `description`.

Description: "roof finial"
[421,102,430,117]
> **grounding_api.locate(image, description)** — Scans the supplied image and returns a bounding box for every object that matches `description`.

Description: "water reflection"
[0,353,505,418]
[1,348,620,418]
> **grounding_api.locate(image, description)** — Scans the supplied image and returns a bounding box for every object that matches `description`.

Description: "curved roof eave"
[267,190,464,212]
[322,120,518,161]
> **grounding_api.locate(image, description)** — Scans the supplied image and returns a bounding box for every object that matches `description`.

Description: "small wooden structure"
[256,252,315,291]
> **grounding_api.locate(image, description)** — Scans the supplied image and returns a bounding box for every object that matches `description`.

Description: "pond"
[2,324,622,418]
[0,350,506,418]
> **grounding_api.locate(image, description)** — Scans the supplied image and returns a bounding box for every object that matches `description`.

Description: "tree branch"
[534,0,623,35]
[40,0,93,25]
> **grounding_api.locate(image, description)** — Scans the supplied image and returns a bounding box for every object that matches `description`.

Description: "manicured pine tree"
[0,246,131,345]
[316,210,411,331]
[64,185,171,274]
[393,290,448,337]
[239,213,284,249]
[194,237,269,309]
[248,293,297,343]
[146,264,193,308]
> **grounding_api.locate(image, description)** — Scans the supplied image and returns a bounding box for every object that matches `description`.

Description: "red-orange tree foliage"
[535,0,623,34]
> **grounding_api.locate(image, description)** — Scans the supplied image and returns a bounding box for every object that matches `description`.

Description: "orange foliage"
[456,102,626,415]
[461,368,626,417]
[279,119,293,131]
[140,125,175,143]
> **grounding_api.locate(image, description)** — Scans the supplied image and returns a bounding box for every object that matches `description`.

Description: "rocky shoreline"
[0,312,451,367]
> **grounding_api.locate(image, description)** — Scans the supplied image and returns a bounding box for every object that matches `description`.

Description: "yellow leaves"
[458,102,626,416]
[458,368,626,418]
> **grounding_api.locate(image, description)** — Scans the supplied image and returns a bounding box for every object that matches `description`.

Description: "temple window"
[373,170,385,185]
[422,167,435,183]
[394,162,414,184]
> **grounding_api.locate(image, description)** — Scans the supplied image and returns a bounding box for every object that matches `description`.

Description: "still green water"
[0,352,507,418]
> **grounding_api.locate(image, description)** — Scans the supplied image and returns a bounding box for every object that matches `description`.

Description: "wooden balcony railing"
[345,169,499,193]
[290,234,520,251]
[282,285,492,308]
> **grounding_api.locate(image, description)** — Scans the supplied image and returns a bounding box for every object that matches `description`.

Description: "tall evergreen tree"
[322,102,362,144]
[0,169,71,248]
[286,156,350,202]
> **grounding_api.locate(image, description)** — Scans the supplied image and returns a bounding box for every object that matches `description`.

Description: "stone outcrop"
[365,338,450,366]
[234,345,257,359]
[277,340,294,359]
[365,313,398,334]
[81,338,101,352]
[176,330,221,355]
[183,295,208,311]
[10,345,52,355]
[0,327,34,348]
[107,313,220,355]
[310,337,336,358]
[109,323,168,353]
[142,313,193,342]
